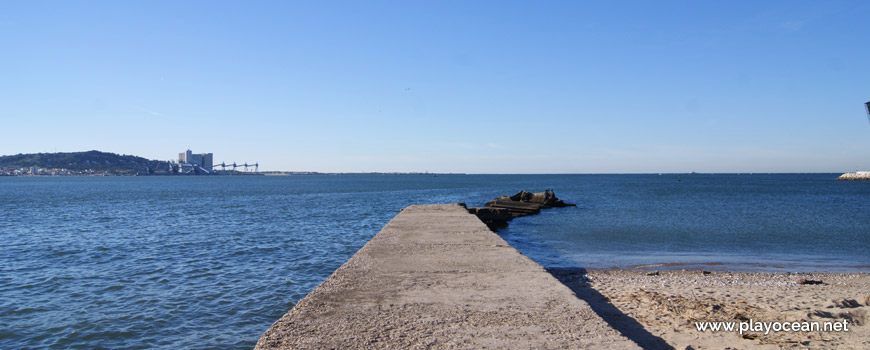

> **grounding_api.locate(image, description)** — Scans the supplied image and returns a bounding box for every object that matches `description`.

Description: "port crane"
[213,162,259,172]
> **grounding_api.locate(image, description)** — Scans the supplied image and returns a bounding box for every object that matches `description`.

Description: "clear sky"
[2,1,869,173]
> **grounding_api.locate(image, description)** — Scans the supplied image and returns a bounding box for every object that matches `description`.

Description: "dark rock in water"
[507,189,576,208]
[509,191,536,202]
[469,190,575,231]
[485,199,542,215]
[466,207,514,230]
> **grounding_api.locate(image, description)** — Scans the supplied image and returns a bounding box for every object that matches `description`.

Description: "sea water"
[1,174,867,349]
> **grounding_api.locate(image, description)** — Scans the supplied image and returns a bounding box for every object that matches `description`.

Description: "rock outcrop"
[469,190,575,230]
[837,172,870,180]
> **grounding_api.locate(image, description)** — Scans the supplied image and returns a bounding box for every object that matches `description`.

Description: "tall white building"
[178,149,213,169]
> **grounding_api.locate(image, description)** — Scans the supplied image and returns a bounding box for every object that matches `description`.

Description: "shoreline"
[511,255,870,274]
[560,269,869,349]
[607,262,870,274]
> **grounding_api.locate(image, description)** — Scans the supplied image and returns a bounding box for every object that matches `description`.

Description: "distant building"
[30,166,38,175]
[202,153,213,169]
[178,149,213,169]
[177,149,214,174]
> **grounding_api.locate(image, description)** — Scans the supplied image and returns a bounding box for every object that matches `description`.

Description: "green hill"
[0,150,169,174]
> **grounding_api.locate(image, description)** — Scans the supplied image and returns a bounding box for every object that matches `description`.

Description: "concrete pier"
[255,203,639,349]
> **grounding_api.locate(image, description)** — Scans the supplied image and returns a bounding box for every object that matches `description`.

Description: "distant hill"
[0,150,169,174]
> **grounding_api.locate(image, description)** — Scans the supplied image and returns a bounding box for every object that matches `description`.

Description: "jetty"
[837,171,870,180]
[255,203,638,349]
[468,189,576,229]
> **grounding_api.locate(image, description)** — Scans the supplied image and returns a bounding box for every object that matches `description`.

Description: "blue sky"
[1,1,868,173]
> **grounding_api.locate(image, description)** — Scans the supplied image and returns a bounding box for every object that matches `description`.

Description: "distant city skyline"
[2,1,869,173]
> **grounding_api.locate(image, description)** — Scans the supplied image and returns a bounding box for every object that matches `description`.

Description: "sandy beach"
[549,269,870,350]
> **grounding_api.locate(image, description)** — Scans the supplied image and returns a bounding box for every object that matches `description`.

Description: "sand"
[550,269,870,350]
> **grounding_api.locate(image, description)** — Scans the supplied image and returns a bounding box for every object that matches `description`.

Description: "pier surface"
[255,203,638,349]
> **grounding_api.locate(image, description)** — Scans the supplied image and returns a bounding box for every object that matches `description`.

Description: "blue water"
[498,173,870,272]
[1,174,868,349]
